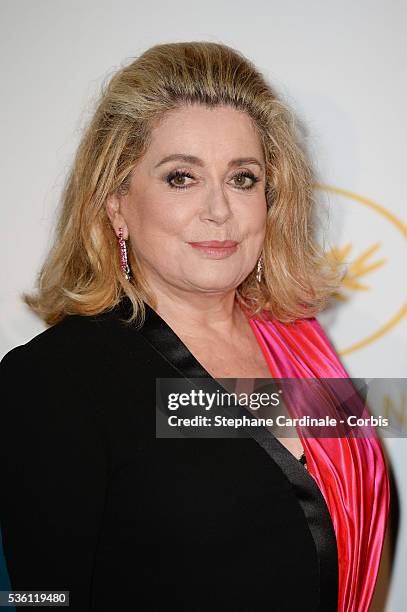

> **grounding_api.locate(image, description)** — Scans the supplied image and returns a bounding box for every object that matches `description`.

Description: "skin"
[107,104,266,319]
[106,103,305,461]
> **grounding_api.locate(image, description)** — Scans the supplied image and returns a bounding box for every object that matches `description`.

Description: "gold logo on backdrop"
[315,184,407,356]
[383,393,406,430]
[329,242,386,298]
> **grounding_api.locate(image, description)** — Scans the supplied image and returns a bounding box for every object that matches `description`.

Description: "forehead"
[145,103,264,162]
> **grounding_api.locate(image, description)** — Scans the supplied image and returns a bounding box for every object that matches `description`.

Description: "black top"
[0,297,338,611]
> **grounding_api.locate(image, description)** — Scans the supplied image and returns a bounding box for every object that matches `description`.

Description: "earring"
[118,227,131,281]
[256,255,263,283]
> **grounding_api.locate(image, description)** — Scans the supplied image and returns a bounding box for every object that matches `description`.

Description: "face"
[107,104,267,297]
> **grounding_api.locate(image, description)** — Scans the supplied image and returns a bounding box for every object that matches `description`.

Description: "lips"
[188,240,238,247]
[187,240,239,259]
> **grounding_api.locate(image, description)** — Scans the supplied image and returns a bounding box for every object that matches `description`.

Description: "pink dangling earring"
[118,227,131,281]
[256,255,263,283]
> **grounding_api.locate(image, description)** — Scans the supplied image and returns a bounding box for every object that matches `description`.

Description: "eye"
[164,168,260,191]
[230,171,260,190]
[165,170,194,190]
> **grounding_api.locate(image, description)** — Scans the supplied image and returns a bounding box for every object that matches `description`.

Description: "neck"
[146,285,246,340]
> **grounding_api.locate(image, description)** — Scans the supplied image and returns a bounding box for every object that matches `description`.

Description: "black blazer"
[0,297,338,611]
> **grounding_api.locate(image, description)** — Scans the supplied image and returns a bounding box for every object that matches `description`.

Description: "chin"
[185,275,243,292]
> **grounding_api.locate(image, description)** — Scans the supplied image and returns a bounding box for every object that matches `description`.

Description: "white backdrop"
[1,0,406,609]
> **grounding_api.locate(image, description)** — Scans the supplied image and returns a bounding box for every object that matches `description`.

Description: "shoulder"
[0,304,149,377]
[0,314,107,404]
[2,309,118,357]
[294,315,338,350]
[0,309,139,437]
[268,313,335,345]
[0,317,115,506]
[0,317,91,386]
[0,304,163,425]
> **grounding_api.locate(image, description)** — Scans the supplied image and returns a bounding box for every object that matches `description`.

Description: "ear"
[105,193,129,239]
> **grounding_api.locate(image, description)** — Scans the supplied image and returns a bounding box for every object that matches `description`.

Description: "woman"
[0,42,389,611]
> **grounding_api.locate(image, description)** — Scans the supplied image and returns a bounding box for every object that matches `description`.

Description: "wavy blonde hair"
[24,41,342,327]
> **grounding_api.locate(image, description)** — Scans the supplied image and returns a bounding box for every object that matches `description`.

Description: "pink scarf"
[243,308,390,612]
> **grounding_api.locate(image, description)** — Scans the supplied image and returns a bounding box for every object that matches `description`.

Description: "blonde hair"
[24,41,342,327]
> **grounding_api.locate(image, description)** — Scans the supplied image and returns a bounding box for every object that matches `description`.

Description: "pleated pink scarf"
[243,307,390,612]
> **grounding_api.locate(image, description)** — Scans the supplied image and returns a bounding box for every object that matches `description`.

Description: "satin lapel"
[118,297,338,608]
[136,301,214,379]
[135,300,249,437]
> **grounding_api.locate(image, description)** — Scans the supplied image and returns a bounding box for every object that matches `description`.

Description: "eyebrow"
[154,153,264,171]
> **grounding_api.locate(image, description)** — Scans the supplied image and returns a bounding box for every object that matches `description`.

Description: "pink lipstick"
[187,240,239,259]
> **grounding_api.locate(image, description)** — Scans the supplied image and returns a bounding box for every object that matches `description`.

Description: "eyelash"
[165,169,260,191]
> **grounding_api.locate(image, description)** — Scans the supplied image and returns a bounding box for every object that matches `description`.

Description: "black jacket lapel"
[115,296,338,609]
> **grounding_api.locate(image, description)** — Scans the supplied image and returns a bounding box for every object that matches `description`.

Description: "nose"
[199,183,232,225]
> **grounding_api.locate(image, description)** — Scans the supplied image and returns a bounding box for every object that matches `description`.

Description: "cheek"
[128,195,188,237]
[157,207,191,236]
[242,202,267,237]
